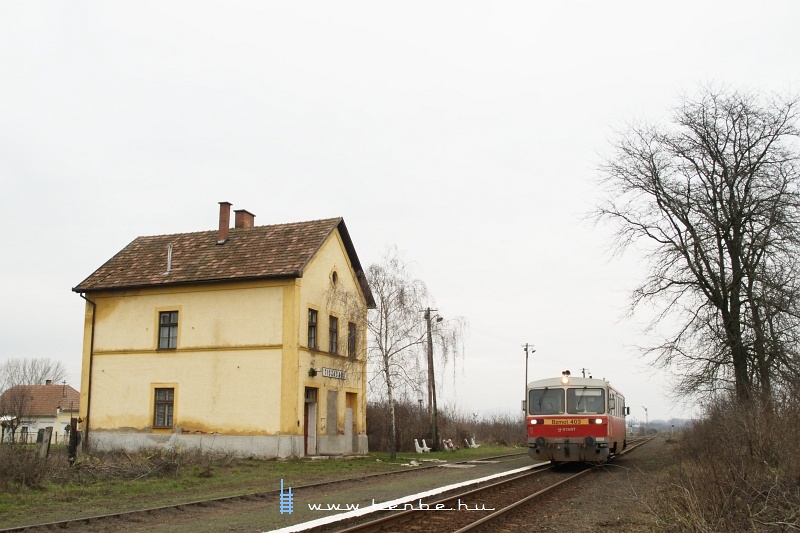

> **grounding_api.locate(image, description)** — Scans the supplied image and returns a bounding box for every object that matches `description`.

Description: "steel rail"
[327,462,559,533]
[329,436,656,533]
[452,435,656,532]
[451,469,591,533]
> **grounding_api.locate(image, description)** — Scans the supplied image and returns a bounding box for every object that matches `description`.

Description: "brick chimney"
[218,202,232,245]
[234,209,256,229]
[46,379,52,385]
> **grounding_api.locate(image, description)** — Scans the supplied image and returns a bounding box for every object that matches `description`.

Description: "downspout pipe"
[78,293,96,453]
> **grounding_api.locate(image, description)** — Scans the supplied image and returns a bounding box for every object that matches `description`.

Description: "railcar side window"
[528,388,565,415]
[566,388,605,414]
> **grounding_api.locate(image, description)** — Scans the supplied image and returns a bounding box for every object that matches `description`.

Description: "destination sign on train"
[546,419,589,425]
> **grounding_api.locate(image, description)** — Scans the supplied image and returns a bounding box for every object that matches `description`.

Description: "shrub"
[0,445,50,490]
[653,394,800,531]
[0,444,234,492]
[366,400,526,452]
[367,400,430,452]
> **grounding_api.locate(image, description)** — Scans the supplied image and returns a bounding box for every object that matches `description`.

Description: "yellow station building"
[72,203,374,457]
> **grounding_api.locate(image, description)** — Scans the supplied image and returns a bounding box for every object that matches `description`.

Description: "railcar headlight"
[595,418,603,424]
[530,419,541,425]
[561,370,571,384]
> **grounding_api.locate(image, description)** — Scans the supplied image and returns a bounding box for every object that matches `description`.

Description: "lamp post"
[522,343,535,412]
[642,406,648,434]
[424,308,442,450]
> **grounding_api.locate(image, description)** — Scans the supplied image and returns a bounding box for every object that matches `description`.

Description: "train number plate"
[546,419,587,425]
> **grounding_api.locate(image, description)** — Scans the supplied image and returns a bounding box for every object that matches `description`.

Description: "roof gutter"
[72,273,304,294]
[78,293,95,453]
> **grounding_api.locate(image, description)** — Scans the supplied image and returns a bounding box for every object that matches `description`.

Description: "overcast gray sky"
[2,1,799,424]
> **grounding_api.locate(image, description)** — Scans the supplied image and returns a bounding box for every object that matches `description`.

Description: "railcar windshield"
[567,388,605,414]
[528,388,565,415]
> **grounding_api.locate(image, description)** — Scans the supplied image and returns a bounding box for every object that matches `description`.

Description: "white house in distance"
[0,381,80,444]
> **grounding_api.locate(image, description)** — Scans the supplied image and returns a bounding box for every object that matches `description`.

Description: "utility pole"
[424,308,440,450]
[522,343,534,411]
[580,368,591,378]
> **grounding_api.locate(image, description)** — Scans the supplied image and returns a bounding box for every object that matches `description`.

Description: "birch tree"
[366,249,429,459]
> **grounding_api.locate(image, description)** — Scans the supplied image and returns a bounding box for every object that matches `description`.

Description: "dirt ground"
[503,436,673,532]
[15,439,674,532]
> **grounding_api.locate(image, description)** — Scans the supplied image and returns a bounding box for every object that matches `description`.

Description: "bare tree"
[0,357,67,442]
[596,86,800,401]
[366,248,429,459]
[0,357,67,392]
[366,248,467,457]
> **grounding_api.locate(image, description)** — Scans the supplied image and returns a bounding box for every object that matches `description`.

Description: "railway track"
[309,436,654,533]
[0,451,527,532]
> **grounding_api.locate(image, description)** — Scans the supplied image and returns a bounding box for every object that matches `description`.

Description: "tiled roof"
[73,218,374,306]
[0,384,80,417]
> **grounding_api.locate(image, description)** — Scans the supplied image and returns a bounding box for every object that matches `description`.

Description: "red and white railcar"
[526,371,628,463]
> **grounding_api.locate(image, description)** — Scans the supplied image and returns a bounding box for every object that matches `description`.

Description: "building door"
[346,392,357,453]
[304,387,318,456]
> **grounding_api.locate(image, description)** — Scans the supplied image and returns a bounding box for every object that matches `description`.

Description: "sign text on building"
[322,367,346,380]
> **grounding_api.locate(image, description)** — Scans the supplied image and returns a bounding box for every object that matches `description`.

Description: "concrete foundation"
[87,432,368,458]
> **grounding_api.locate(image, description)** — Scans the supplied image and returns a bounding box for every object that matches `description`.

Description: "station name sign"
[322,367,346,380]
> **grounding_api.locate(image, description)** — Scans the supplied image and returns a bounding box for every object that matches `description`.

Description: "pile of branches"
[71,446,234,482]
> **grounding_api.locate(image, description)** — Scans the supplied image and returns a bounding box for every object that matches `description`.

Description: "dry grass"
[0,441,520,528]
[0,445,51,490]
[0,444,233,492]
[652,395,800,532]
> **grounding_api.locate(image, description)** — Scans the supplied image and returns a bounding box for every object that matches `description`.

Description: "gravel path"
[491,436,671,532]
